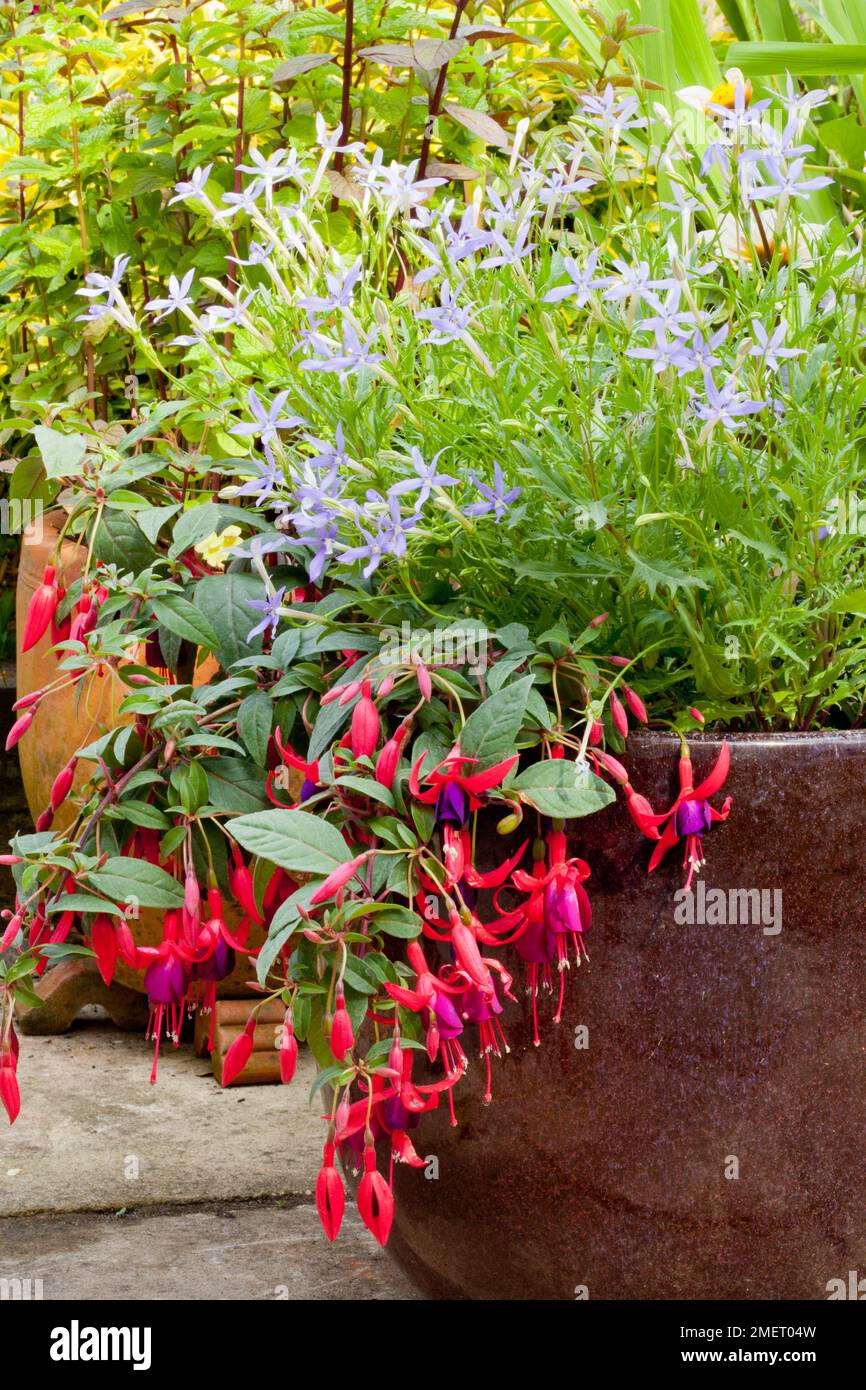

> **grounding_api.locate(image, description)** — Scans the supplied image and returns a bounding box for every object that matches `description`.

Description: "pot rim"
[626,728,866,747]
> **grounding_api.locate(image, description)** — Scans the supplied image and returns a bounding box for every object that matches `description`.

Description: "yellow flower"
[677,68,751,116]
[194,526,242,570]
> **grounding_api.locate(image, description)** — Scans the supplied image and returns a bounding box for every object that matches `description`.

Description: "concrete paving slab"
[1,1020,322,1218]
[0,1201,419,1300]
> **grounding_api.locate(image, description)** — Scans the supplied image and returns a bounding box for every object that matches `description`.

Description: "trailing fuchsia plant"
[3,535,733,1246]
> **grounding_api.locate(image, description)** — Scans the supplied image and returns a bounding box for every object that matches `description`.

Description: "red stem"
[418,0,471,180]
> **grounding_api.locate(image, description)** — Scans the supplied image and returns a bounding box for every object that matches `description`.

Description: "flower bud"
[50,759,77,811]
[279,1014,298,1085]
[5,710,35,751]
[350,681,379,757]
[330,989,355,1062]
[609,690,628,737]
[22,565,59,653]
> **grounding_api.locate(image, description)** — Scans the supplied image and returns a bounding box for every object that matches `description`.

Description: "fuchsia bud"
[221,1015,256,1087]
[309,852,368,906]
[183,869,200,924]
[625,786,662,840]
[378,674,395,698]
[51,586,69,647]
[609,690,628,737]
[1,913,22,952]
[374,719,411,789]
[689,706,705,724]
[589,611,608,629]
[6,710,34,751]
[12,688,44,712]
[334,1093,351,1135]
[21,565,58,652]
[588,719,603,746]
[357,1141,394,1246]
[623,683,648,723]
[279,1014,298,1085]
[350,681,379,757]
[50,759,77,811]
[35,809,53,832]
[0,1056,20,1126]
[595,751,629,784]
[316,1140,345,1242]
[69,593,97,645]
[330,988,354,1061]
[337,679,362,707]
[416,663,432,701]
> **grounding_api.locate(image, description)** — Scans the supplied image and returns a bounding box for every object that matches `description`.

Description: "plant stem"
[418,0,471,180]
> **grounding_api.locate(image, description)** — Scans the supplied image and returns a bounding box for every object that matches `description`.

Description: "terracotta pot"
[15,512,260,994]
[383,732,866,1300]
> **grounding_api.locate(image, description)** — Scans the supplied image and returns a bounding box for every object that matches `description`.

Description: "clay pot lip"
[625,728,866,748]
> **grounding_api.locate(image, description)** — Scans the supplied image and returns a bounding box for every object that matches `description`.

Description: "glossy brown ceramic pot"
[384,731,866,1300]
[15,513,259,992]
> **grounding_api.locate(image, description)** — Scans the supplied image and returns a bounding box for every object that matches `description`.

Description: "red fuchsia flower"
[268,727,320,806]
[506,845,553,1046]
[123,910,199,1083]
[69,590,97,645]
[409,746,519,827]
[316,1138,346,1242]
[508,829,592,1026]
[187,886,251,1046]
[191,935,235,1048]
[21,565,59,652]
[646,742,732,890]
[350,680,379,757]
[228,843,263,924]
[90,913,118,987]
[357,1138,394,1246]
[592,750,661,840]
[336,1054,461,1171]
[385,942,467,1098]
[123,827,162,866]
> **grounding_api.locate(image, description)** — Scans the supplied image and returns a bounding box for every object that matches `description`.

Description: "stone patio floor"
[0,1018,419,1300]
